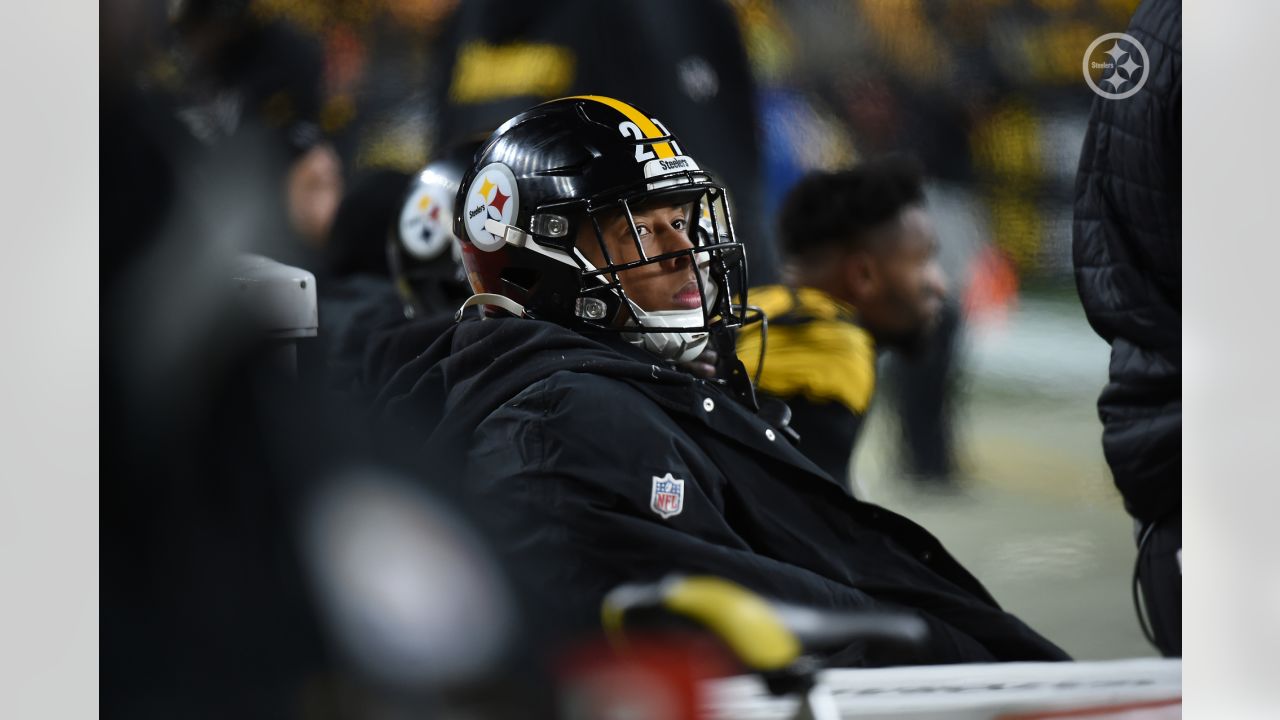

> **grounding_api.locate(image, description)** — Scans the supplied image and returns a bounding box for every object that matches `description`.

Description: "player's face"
[858,206,947,352]
[577,200,706,314]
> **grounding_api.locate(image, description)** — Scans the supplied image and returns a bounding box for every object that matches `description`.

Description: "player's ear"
[844,251,880,299]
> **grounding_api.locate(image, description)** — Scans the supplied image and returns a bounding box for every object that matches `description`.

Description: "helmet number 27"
[618,119,682,163]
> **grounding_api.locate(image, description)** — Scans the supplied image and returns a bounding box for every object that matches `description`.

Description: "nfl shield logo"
[650,473,685,519]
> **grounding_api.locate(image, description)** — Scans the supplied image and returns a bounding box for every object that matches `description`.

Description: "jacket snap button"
[765,428,776,441]
[703,398,715,412]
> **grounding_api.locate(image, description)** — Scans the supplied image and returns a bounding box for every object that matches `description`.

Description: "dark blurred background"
[107,0,1141,283]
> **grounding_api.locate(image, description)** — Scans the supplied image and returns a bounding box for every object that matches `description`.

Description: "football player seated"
[375,96,1067,666]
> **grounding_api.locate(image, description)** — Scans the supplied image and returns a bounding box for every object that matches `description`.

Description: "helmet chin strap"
[455,292,527,321]
[620,261,719,364]
[622,303,710,364]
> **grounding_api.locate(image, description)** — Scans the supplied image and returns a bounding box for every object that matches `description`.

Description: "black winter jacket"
[1072,0,1181,525]
[377,317,1068,665]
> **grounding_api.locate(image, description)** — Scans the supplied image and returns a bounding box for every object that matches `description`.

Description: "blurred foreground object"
[557,637,738,720]
[105,248,544,716]
[102,249,336,717]
[594,577,1178,720]
[705,658,1180,720]
[604,576,929,674]
[599,575,927,720]
[231,253,317,372]
[299,469,546,717]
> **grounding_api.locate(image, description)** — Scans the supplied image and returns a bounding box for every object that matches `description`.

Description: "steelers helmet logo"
[463,162,520,252]
[398,186,452,259]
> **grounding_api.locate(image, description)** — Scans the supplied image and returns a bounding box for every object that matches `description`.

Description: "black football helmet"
[452,95,750,363]
[388,139,484,319]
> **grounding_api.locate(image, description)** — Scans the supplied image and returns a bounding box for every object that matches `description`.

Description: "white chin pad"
[624,307,710,364]
[636,330,709,364]
[627,262,719,363]
[608,253,720,363]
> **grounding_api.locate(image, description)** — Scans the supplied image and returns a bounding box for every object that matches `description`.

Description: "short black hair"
[777,156,926,260]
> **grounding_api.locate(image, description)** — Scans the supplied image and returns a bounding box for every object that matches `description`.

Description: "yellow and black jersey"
[736,285,877,483]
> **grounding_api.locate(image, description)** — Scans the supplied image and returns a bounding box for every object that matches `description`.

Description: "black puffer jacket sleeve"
[1072,0,1181,524]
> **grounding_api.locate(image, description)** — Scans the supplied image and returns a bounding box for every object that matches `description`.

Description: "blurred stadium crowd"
[106,0,1142,283]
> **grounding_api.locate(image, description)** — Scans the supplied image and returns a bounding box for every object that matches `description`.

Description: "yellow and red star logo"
[490,188,510,214]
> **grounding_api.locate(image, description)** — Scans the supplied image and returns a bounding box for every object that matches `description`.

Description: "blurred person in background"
[377,96,1067,666]
[167,0,344,266]
[746,0,999,486]
[311,166,412,390]
[875,187,979,486]
[737,158,948,485]
[756,0,1143,486]
[1073,0,1181,657]
[357,137,487,392]
[316,138,483,396]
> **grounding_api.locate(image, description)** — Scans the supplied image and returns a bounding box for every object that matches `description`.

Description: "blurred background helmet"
[388,137,485,319]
